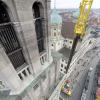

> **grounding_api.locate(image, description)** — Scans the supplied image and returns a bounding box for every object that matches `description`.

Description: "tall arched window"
[0,1,26,70]
[32,2,45,53]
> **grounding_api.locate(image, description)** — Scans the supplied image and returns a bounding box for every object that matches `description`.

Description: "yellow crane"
[75,0,93,36]
[66,0,94,73]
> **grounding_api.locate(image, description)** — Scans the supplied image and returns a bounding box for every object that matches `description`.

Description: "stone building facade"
[50,8,63,51]
[0,0,61,100]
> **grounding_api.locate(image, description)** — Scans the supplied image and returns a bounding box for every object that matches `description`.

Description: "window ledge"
[39,50,47,57]
[16,63,28,73]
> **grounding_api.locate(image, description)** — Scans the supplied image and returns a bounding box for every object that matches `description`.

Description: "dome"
[51,8,62,25]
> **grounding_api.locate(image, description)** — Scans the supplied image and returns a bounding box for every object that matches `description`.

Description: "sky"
[51,0,100,9]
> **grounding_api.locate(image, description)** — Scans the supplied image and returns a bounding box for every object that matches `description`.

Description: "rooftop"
[58,47,70,58]
[51,8,62,25]
[61,21,75,39]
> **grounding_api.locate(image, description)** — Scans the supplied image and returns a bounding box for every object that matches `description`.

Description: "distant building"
[50,9,73,75]
[50,8,63,51]
[88,11,100,26]
[59,47,70,74]
[61,19,75,49]
[72,10,80,19]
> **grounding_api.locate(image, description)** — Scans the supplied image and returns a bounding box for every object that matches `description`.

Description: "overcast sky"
[51,0,100,9]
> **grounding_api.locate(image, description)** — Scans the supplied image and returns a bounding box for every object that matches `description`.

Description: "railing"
[18,66,31,80]
[40,52,47,65]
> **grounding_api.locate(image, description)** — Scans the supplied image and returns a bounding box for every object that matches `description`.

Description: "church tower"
[50,1,63,51]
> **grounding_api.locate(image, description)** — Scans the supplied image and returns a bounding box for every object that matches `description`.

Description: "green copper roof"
[51,8,62,24]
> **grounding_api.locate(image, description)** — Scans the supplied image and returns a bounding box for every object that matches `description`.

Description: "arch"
[32,2,44,18]
[32,2,45,53]
[0,1,26,70]
[0,0,15,23]
[0,0,10,23]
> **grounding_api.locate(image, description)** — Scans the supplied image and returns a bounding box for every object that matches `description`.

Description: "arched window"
[0,1,26,70]
[32,2,44,53]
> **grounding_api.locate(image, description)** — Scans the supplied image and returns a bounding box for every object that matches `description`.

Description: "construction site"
[0,0,100,100]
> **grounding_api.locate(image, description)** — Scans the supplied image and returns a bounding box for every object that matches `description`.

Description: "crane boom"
[66,0,93,73]
[75,0,93,36]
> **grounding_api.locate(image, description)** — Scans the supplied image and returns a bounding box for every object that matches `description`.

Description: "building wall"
[63,38,73,49]
[13,0,45,74]
[0,44,21,92]
[0,1,62,100]
[50,39,64,51]
[60,58,68,74]
[50,24,63,51]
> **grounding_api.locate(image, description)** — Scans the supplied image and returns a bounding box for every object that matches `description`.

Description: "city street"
[59,48,100,100]
[60,70,88,100]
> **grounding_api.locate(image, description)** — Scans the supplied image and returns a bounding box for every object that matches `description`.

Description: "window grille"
[33,2,45,53]
[35,19,44,53]
[0,1,26,70]
[33,83,39,90]
[0,24,26,70]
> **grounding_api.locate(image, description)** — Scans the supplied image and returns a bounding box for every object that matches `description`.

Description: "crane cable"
[65,35,80,73]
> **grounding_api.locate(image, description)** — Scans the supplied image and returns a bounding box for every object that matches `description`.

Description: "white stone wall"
[55,40,64,51]
[60,58,68,74]
[50,65,56,89]
[63,38,73,49]
[50,38,64,52]
[0,45,21,92]
[51,24,62,37]
[50,22,63,52]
